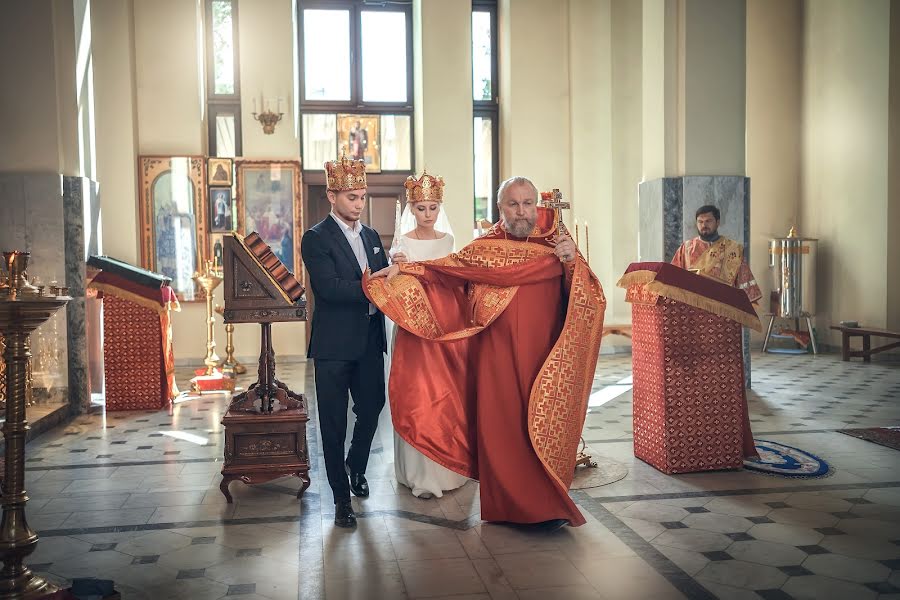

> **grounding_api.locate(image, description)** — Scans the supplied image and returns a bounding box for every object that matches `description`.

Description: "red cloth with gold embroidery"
[89,270,179,411]
[619,262,758,474]
[364,208,606,526]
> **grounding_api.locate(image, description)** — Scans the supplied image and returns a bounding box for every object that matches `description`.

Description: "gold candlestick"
[214,305,246,375]
[0,251,69,599]
[585,221,590,264]
[193,260,223,376]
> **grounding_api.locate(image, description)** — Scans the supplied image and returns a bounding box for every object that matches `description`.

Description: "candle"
[394,198,402,238]
[277,97,282,114]
[575,220,580,247]
[585,221,590,264]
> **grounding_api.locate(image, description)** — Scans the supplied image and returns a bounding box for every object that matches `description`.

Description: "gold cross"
[542,189,570,236]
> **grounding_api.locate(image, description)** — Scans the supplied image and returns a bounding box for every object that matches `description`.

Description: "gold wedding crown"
[325,154,367,191]
[404,170,444,203]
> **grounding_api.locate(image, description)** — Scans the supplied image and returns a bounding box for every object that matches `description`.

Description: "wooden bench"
[602,324,632,339]
[830,325,900,362]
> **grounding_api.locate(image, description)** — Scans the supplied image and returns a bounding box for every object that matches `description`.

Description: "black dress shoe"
[345,462,370,497]
[533,519,569,533]
[334,500,357,528]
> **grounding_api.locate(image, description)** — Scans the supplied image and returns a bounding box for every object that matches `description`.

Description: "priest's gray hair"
[496,176,539,206]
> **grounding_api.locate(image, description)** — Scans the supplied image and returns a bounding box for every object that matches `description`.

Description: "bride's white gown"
[389,233,469,498]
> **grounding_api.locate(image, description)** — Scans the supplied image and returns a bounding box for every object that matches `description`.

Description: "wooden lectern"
[219,232,310,502]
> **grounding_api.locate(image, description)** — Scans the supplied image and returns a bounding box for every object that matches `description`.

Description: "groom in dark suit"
[301,155,390,528]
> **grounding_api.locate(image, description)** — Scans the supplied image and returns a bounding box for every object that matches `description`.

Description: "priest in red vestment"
[672,205,762,304]
[365,177,606,530]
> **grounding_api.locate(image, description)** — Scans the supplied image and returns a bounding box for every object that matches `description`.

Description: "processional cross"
[541,189,596,471]
[542,189,571,237]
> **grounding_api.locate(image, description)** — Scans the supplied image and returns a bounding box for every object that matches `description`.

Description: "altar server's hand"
[551,234,577,263]
[372,264,401,280]
[391,252,409,263]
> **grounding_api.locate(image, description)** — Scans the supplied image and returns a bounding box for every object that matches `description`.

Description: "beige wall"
[93,0,140,263]
[802,0,891,343]
[0,0,78,174]
[499,0,571,197]
[414,0,474,245]
[746,0,802,333]
[569,0,614,320]
[683,0,746,176]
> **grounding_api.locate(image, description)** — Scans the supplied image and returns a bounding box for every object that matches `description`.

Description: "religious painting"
[337,114,380,173]
[138,156,207,301]
[209,187,234,232]
[236,159,303,279]
[208,157,233,187]
[209,233,225,273]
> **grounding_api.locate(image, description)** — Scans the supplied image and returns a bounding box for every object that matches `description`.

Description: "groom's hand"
[372,264,401,280]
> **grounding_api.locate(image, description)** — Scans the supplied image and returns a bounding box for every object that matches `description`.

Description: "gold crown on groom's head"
[404,170,444,203]
[325,154,367,191]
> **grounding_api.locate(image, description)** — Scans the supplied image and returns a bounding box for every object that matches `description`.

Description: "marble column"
[0,173,99,415]
[639,175,753,387]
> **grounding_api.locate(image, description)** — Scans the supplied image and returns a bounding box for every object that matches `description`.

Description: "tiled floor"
[15,352,900,599]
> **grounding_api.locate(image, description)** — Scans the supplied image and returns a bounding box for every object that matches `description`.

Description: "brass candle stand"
[214,305,246,376]
[0,251,70,599]
[193,260,223,376]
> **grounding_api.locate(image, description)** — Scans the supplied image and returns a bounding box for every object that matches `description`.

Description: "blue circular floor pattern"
[743,439,831,478]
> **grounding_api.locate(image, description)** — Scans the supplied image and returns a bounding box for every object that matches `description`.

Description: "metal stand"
[0,252,69,599]
[762,314,818,355]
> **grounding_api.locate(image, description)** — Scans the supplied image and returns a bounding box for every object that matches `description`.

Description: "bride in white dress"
[388,172,469,499]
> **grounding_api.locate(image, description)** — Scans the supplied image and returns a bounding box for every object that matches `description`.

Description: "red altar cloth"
[618,262,759,474]
[89,271,179,411]
[364,207,606,525]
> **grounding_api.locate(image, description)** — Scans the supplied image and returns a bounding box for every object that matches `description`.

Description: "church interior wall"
[745,0,802,340]
[801,0,892,347]
[3,0,898,370]
[413,0,475,247]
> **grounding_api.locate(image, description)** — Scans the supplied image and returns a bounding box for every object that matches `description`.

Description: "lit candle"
[575,220,580,247]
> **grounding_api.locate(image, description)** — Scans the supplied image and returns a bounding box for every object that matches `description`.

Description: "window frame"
[204,0,243,156]
[472,0,499,222]
[297,0,414,112]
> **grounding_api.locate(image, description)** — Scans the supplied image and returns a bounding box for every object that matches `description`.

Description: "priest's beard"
[699,229,720,242]
[503,216,536,238]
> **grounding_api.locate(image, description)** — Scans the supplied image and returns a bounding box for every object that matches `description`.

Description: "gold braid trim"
[644,281,762,331]
[528,256,606,492]
[617,269,761,331]
[89,282,181,314]
[615,270,658,288]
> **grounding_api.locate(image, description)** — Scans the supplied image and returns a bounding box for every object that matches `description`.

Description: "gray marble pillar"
[639,176,753,387]
[0,173,99,415]
[63,176,100,414]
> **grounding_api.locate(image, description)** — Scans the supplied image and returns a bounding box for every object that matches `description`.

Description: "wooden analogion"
[219,232,310,502]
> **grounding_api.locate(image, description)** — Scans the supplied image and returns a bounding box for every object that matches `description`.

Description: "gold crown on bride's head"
[325,153,367,191]
[404,170,444,203]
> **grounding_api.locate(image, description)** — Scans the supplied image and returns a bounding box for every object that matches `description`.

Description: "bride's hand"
[391,252,409,263]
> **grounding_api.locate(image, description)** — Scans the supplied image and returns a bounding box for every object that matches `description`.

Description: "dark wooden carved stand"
[220,233,310,503]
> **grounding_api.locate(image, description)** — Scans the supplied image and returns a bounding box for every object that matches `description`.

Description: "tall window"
[473,0,498,223]
[205,0,242,157]
[297,0,414,173]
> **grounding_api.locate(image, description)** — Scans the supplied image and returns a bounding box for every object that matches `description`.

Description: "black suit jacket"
[301,215,389,360]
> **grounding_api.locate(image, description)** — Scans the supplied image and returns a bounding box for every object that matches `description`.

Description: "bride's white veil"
[398,202,455,237]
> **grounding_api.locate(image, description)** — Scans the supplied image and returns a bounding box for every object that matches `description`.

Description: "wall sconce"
[252,95,283,135]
